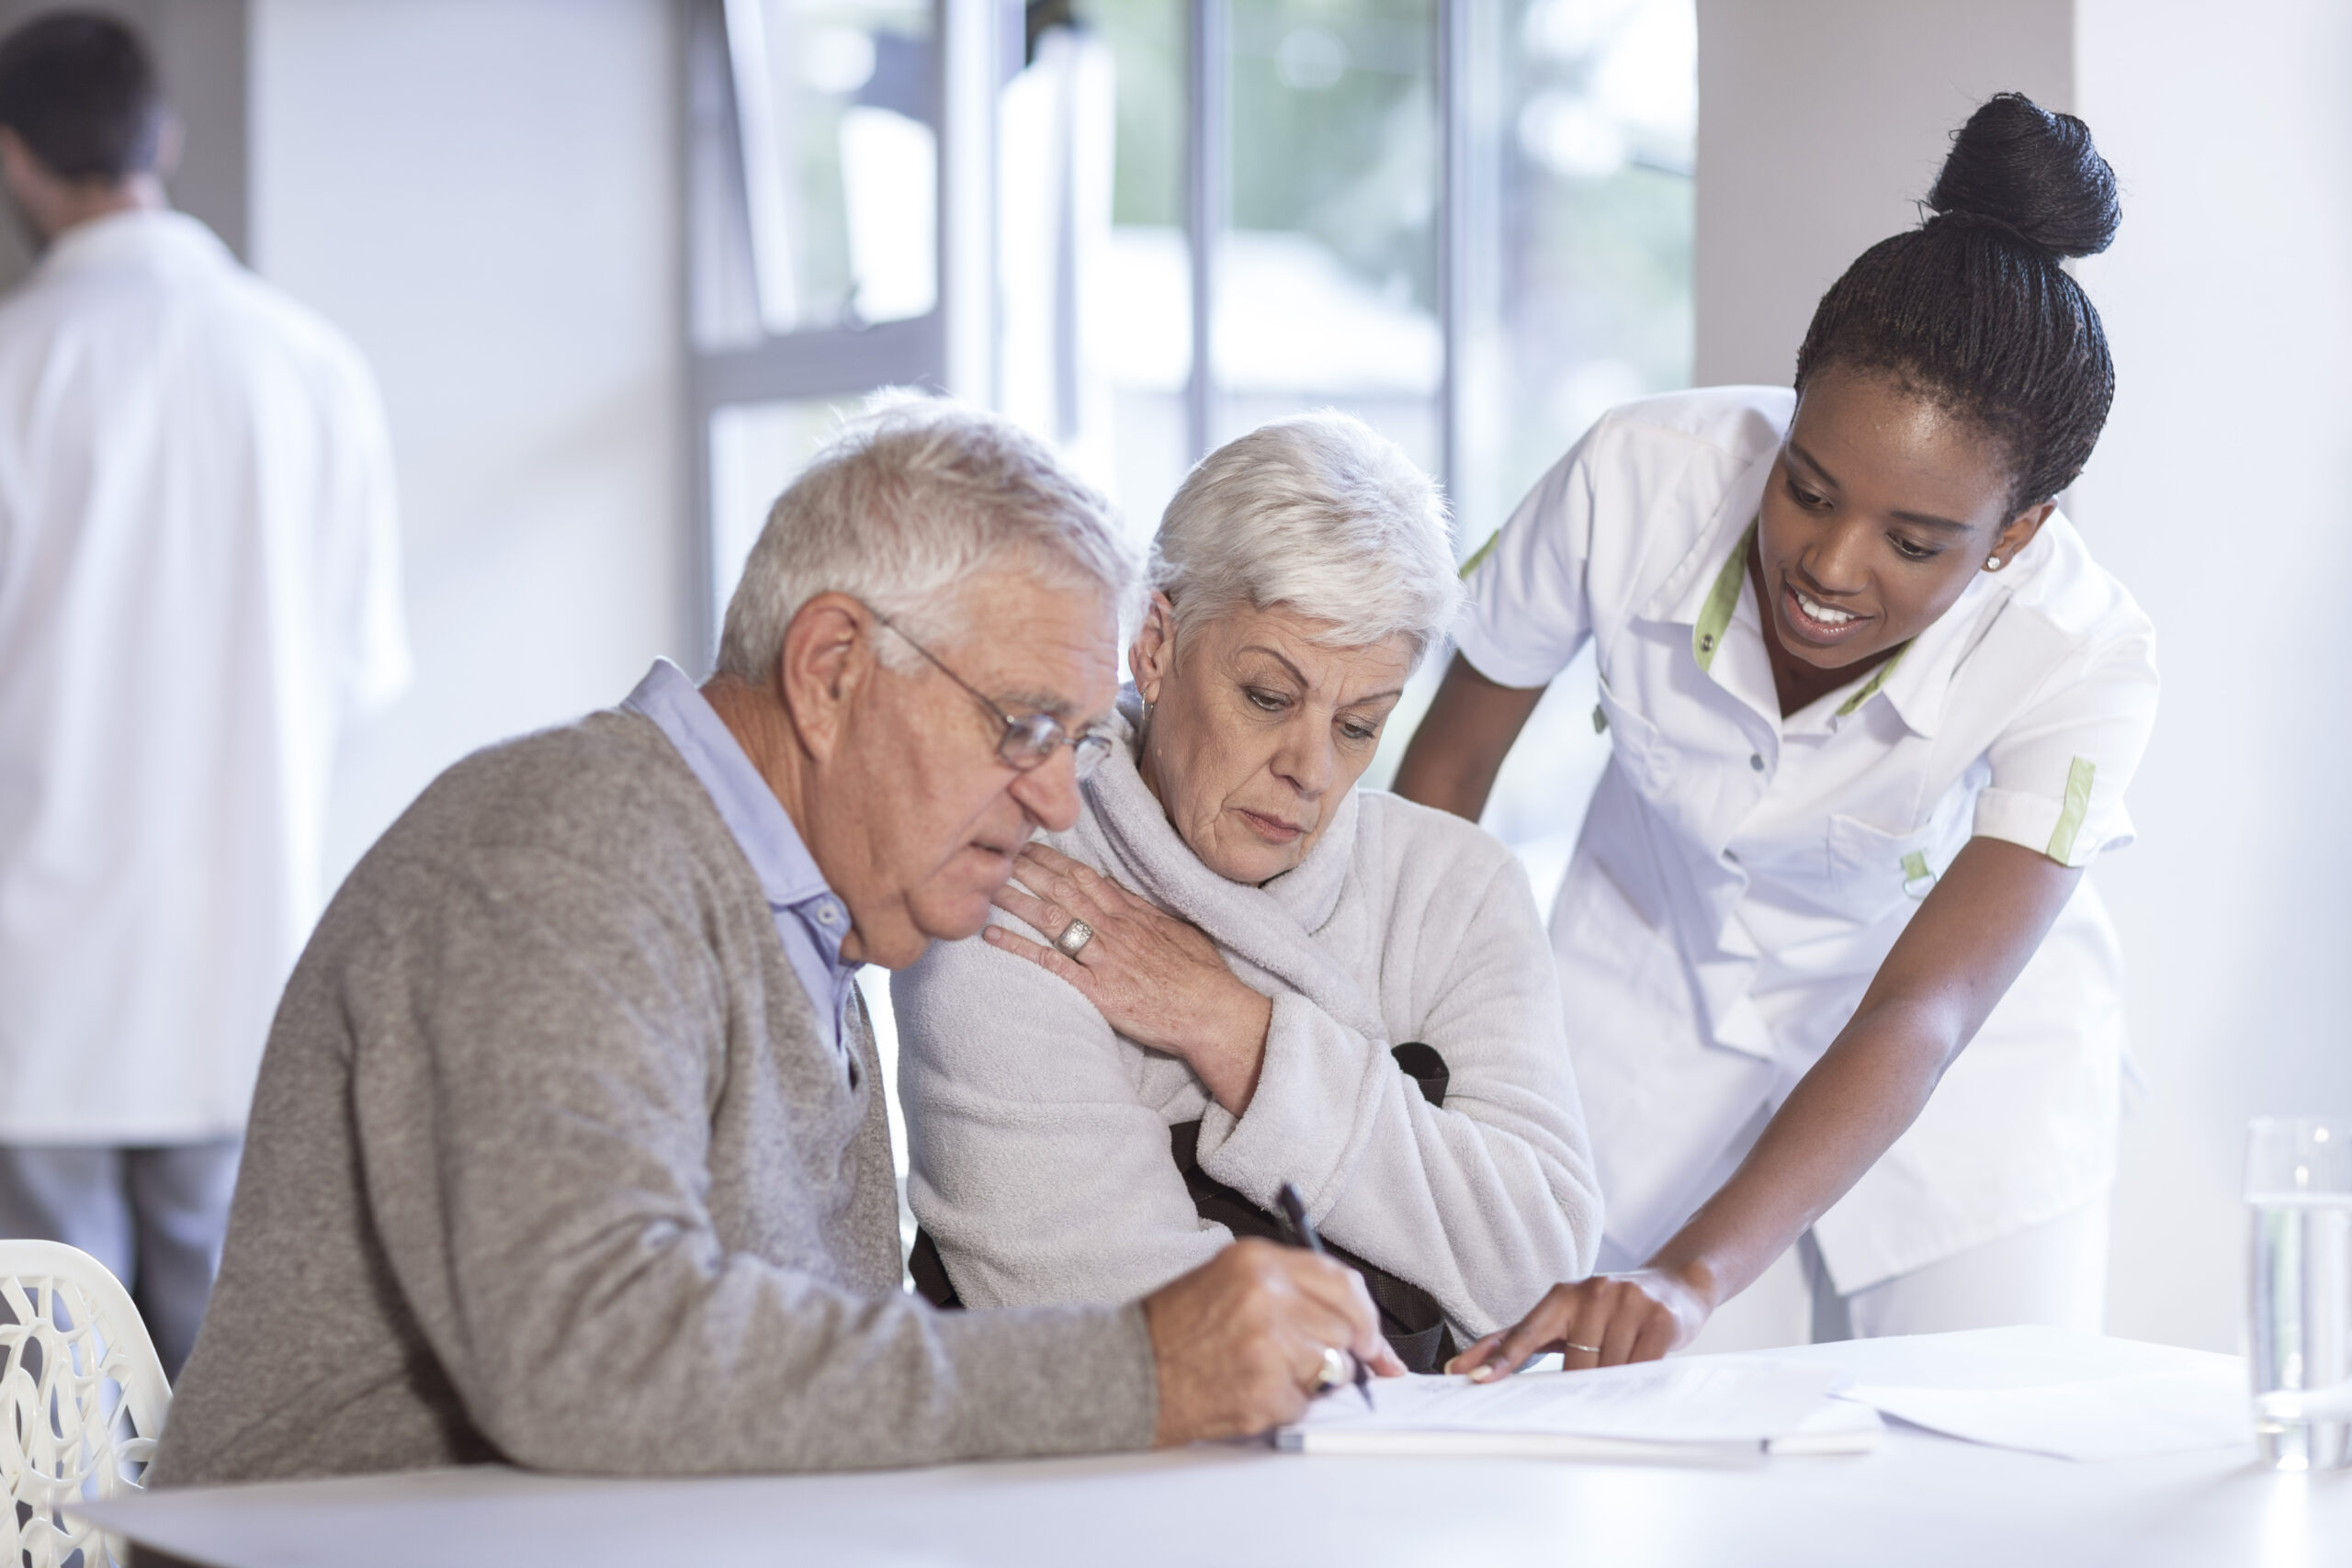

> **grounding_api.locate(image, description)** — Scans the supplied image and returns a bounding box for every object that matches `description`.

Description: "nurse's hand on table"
[1444,1266,1713,1378]
[1144,1238,1408,1444]
[986,843,1275,1115]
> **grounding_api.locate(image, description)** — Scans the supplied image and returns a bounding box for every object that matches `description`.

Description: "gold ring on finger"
[1316,1345,1349,1392]
[1565,1341,1602,1355]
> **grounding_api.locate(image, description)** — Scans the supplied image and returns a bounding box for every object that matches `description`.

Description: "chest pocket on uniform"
[1826,789,1974,923]
[1594,673,1677,800]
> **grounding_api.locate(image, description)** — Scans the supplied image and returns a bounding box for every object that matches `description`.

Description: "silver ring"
[1565,1341,1602,1355]
[1317,1346,1349,1391]
[1054,919,1095,959]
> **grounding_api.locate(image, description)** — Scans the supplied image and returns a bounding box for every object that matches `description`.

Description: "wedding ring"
[1317,1346,1350,1391]
[1054,918,1095,959]
[1565,1341,1602,1355]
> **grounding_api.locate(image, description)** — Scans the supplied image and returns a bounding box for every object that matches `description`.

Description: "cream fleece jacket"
[895,691,1603,1342]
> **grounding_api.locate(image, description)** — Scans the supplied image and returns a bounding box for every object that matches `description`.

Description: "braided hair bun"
[1928,93,2120,259]
[1794,93,2120,510]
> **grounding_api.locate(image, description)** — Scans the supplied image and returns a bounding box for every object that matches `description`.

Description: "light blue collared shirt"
[622,660,860,1075]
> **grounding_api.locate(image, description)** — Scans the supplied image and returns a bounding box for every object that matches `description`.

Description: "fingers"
[1016,844,1154,919]
[989,882,1065,935]
[1458,1277,1686,1382]
[978,924,1091,991]
[1445,1330,1504,1377]
[1474,1283,1584,1381]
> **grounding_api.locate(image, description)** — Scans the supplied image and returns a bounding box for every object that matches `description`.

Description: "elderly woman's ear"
[1127,592,1179,707]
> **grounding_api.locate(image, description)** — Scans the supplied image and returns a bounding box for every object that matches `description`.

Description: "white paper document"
[1276,1359,1857,1458]
[1840,1364,2253,1461]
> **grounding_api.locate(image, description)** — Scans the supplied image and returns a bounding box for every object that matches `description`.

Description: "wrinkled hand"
[1143,1238,1408,1446]
[985,843,1273,1113]
[1445,1266,1714,1379]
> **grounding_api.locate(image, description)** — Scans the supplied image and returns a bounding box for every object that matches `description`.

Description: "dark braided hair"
[1793,94,2120,514]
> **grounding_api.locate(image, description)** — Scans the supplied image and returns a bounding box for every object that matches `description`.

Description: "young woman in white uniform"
[1396,95,2159,1368]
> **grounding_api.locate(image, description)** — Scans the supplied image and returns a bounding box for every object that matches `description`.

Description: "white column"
[2071,0,2352,1352]
[1692,0,2074,388]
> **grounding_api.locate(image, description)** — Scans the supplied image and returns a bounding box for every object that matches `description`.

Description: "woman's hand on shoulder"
[984,843,1274,1115]
[1444,1265,1715,1378]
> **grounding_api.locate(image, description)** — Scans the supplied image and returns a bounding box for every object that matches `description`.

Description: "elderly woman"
[893,414,1602,1370]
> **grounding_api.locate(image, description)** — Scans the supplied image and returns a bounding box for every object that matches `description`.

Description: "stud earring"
[1984,556,2002,570]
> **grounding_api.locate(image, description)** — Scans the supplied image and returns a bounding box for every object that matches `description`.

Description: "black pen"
[1275,1180,1374,1411]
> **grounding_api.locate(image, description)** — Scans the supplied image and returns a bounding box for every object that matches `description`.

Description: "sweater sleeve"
[893,914,1229,1310]
[345,846,1157,1474]
[1191,839,1602,1337]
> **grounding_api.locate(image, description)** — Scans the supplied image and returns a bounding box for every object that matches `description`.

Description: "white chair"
[0,1241,171,1568]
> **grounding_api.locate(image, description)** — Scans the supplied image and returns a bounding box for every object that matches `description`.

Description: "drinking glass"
[2246,1117,2352,1470]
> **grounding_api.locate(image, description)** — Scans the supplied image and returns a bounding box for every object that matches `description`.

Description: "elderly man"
[152,401,1393,1485]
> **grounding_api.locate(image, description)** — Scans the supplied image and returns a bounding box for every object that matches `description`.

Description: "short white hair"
[718,395,1136,682]
[1148,412,1460,662]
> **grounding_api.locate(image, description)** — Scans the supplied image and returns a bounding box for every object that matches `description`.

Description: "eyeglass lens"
[995,714,1114,779]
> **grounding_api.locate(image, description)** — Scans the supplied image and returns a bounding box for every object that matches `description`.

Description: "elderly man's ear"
[774,592,877,763]
[1127,592,1179,707]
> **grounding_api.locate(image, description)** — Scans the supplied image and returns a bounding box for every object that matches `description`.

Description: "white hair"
[1148,412,1460,662]
[717,394,1136,682]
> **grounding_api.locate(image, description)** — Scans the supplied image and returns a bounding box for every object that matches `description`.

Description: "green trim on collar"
[1833,641,1914,717]
[1459,529,1500,580]
[1692,521,1756,672]
[2047,756,2097,863]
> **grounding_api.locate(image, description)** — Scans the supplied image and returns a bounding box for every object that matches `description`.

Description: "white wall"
[1694,0,2074,387]
[2071,0,2352,1352]
[1695,0,2352,1352]
[250,0,690,887]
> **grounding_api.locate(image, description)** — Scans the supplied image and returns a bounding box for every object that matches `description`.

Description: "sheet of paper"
[1841,1364,2253,1461]
[1284,1359,1844,1446]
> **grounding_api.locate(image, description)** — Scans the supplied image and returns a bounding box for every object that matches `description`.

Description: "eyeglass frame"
[864,604,1116,780]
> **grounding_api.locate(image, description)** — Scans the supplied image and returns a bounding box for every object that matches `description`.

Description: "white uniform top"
[1455,387,2159,1292]
[0,209,408,1143]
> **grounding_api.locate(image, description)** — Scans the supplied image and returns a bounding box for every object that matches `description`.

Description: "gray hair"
[717,395,1136,682]
[1148,412,1460,662]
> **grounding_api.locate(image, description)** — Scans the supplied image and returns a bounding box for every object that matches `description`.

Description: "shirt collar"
[1642,457,2014,740]
[38,209,231,281]
[621,659,848,947]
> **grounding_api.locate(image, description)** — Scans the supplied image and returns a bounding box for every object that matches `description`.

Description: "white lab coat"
[1455,388,2159,1294]
[0,209,407,1143]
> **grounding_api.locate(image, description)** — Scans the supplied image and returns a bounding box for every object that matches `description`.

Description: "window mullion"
[1185,0,1227,464]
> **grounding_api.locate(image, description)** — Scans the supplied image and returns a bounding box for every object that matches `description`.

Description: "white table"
[85,1331,2352,1567]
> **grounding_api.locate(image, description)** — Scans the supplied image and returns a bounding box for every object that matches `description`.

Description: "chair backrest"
[0,1240,171,1568]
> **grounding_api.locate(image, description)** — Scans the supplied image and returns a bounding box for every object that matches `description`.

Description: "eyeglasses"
[867,607,1114,780]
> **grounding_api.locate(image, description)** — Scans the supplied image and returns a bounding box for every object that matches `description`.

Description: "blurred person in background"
[0,11,407,1376]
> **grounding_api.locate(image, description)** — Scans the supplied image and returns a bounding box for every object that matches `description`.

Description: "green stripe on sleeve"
[2046,757,2098,863]
[1459,529,1500,580]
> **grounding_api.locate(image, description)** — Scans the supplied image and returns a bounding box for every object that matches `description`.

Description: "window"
[686,0,1694,886]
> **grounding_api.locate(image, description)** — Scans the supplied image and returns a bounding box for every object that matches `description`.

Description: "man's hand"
[1141,1238,1406,1445]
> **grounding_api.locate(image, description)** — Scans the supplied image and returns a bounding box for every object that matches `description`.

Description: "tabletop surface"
[85,1329,2352,1568]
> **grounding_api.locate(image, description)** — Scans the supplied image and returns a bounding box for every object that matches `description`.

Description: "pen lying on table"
[1275,1180,1374,1411]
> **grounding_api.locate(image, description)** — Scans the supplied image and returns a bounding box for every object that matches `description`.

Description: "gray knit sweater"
[895,691,1603,1343]
[152,708,1156,1485]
